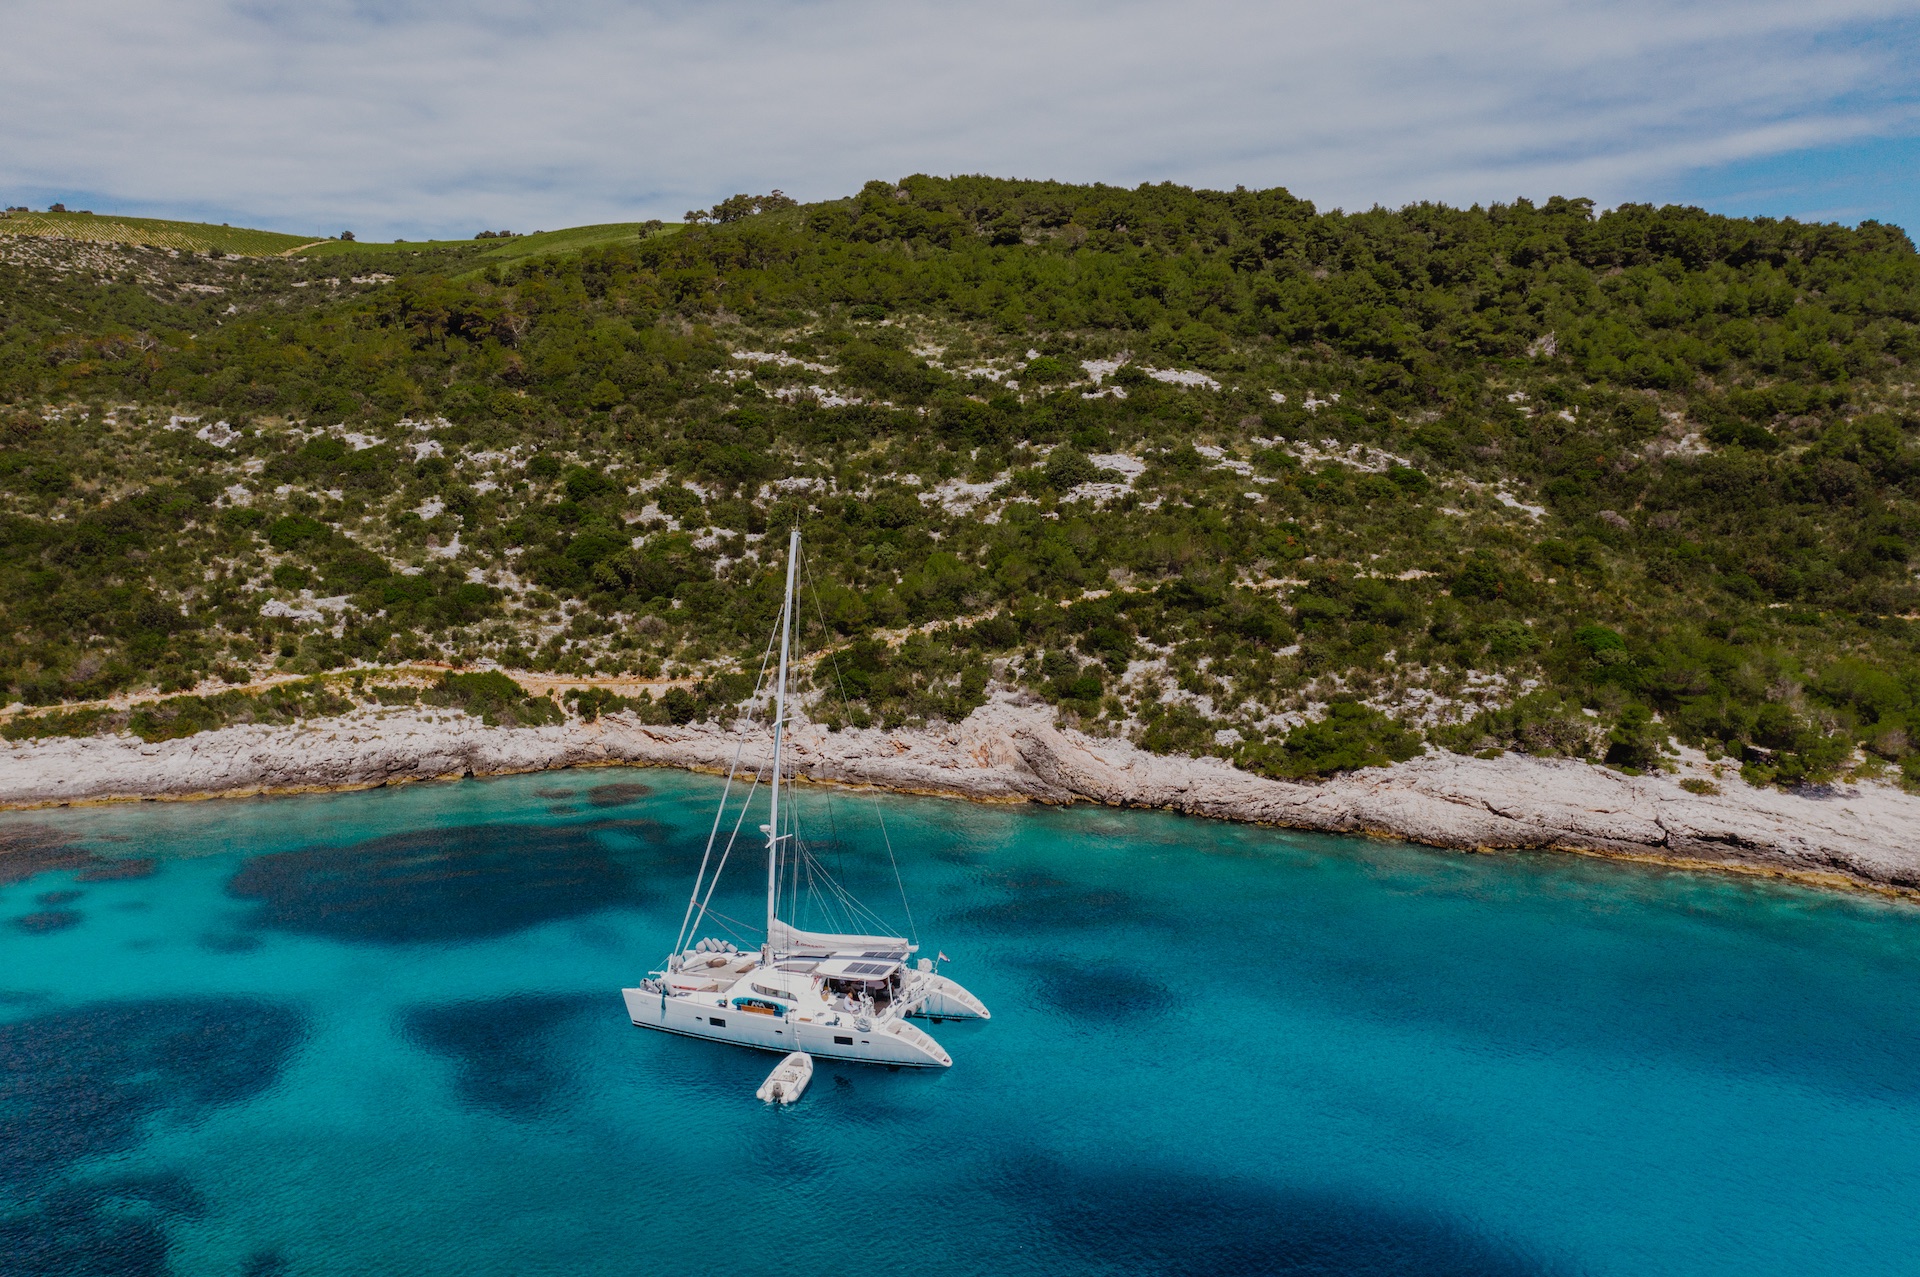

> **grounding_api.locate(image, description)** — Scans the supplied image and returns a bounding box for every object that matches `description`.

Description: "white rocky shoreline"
[3,694,1917,899]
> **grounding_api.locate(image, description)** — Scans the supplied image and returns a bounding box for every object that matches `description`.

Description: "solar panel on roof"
[842,961,891,976]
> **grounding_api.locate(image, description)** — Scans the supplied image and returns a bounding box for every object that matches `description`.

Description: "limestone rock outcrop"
[4,695,1916,894]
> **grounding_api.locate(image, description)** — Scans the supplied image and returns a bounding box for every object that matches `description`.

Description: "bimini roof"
[818,956,903,982]
[770,919,914,958]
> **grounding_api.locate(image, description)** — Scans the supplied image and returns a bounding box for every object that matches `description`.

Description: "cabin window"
[709,1017,726,1027]
[834,1035,853,1045]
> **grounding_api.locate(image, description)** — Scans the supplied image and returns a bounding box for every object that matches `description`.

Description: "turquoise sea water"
[4,770,1920,1276]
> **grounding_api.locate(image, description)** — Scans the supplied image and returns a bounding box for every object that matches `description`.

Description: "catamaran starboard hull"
[911,974,991,1021]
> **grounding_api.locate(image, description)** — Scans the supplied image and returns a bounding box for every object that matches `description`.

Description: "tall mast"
[766,525,800,961]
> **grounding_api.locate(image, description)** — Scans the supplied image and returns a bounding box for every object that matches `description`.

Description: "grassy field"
[295,222,681,272]
[473,221,680,264]
[297,236,483,258]
[0,210,681,264]
[0,210,320,256]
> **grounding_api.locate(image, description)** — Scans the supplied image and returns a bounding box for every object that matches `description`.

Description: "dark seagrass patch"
[0,998,305,1195]
[584,781,653,808]
[225,820,664,944]
[400,992,603,1119]
[0,1173,208,1277]
[12,910,81,934]
[994,1153,1556,1277]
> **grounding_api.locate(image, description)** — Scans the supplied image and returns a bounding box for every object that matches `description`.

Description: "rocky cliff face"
[4,695,1916,895]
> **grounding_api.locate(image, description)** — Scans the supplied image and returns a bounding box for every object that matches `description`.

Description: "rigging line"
[680,597,782,950]
[801,549,919,948]
[780,807,796,929]
[795,570,856,901]
[700,910,757,946]
[685,767,764,947]
[791,825,860,925]
[671,739,747,960]
[824,798,846,897]
[671,617,782,957]
[778,577,831,936]
[703,908,754,928]
[871,769,917,944]
[797,840,888,932]
[791,821,894,933]
[797,841,857,932]
[798,838,827,932]
[782,553,891,941]
[778,742,800,927]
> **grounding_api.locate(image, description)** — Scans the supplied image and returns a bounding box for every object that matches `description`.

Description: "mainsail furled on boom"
[768,919,915,956]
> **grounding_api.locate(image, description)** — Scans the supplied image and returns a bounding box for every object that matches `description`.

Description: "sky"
[3,0,1919,241]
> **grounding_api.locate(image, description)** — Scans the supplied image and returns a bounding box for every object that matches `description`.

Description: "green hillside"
[1,177,1916,792]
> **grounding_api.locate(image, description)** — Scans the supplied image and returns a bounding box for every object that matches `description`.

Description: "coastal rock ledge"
[4,695,1917,897]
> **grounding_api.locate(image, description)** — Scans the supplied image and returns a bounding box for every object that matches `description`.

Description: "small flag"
[937,952,950,962]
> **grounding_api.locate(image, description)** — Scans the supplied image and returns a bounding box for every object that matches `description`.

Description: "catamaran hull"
[911,975,991,1021]
[622,987,952,1067]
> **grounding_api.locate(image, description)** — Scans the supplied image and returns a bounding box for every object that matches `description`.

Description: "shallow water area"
[4,769,1920,1276]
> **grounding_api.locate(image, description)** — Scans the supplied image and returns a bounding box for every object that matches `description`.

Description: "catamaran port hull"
[622,986,952,1067]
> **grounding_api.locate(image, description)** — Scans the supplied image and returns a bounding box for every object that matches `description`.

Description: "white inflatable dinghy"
[756,1051,814,1105]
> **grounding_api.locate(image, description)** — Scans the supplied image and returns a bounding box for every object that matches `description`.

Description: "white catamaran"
[622,528,990,1068]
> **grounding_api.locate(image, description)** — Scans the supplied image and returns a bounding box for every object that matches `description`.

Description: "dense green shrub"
[1432,692,1600,758]
[426,671,561,727]
[1,706,112,741]
[267,515,330,551]
[1240,703,1426,779]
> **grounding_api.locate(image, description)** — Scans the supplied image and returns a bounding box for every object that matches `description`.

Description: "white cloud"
[3,0,1918,237]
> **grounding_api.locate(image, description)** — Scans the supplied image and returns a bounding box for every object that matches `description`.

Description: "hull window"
[834,1035,853,1045]
[709,1017,726,1027]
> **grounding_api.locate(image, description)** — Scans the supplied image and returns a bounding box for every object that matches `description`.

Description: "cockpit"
[816,955,907,1010]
